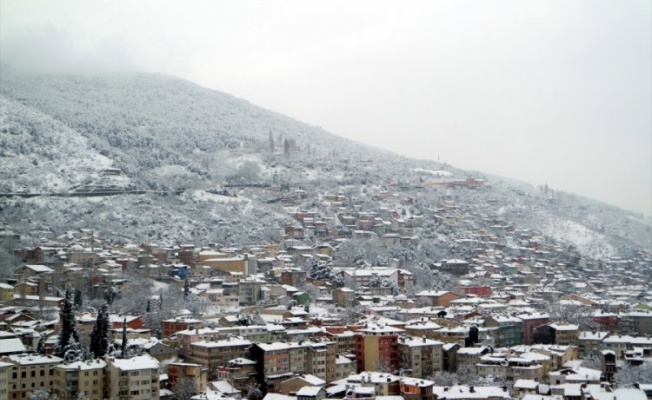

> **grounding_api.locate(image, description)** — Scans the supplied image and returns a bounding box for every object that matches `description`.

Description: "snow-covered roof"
[0,338,27,354]
[56,359,107,370]
[110,354,159,371]
[296,386,323,397]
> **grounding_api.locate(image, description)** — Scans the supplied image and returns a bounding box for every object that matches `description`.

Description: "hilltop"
[0,71,649,256]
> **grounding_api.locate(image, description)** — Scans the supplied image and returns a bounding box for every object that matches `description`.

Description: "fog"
[1,0,650,215]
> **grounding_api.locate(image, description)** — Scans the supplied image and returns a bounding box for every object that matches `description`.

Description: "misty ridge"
[0,69,649,257]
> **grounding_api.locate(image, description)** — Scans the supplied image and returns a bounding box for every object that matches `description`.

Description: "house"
[0,283,15,302]
[279,375,326,395]
[400,377,434,400]
[415,291,460,307]
[296,386,325,400]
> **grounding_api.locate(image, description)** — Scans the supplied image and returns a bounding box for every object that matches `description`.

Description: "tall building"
[354,325,403,373]
[187,338,252,381]
[2,354,62,400]
[106,355,160,400]
[398,336,443,378]
[52,360,107,400]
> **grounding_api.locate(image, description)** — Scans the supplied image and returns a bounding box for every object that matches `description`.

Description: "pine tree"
[159,293,163,310]
[121,317,128,358]
[146,299,151,313]
[73,289,82,309]
[183,277,190,301]
[54,289,80,358]
[63,337,83,361]
[37,333,48,355]
[89,303,110,359]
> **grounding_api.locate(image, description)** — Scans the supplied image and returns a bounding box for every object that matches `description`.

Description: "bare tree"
[172,377,198,400]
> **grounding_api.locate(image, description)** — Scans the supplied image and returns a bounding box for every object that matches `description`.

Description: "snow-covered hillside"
[0,70,649,254]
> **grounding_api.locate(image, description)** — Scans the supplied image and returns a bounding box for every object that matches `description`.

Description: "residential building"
[188,338,252,381]
[106,355,160,400]
[397,336,443,379]
[516,312,550,345]
[484,315,524,348]
[2,354,63,400]
[354,325,402,373]
[414,291,459,307]
[52,359,106,400]
[168,362,207,395]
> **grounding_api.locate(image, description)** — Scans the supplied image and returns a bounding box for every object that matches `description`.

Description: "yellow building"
[53,360,107,400]
[0,361,11,400]
[2,354,63,400]
[0,283,15,303]
[200,256,255,277]
[106,355,160,400]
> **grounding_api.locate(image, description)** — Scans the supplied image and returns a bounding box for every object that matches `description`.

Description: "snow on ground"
[538,217,616,260]
[413,168,453,177]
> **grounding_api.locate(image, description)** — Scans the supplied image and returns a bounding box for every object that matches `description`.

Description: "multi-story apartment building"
[216,358,258,393]
[2,354,62,400]
[354,325,402,373]
[577,331,609,358]
[52,360,106,400]
[620,310,652,336]
[323,327,356,355]
[161,316,204,339]
[106,355,160,400]
[168,362,207,395]
[188,338,252,381]
[398,336,443,379]
[484,315,524,348]
[250,342,309,393]
[456,346,491,373]
[0,361,11,400]
[476,354,543,382]
[515,312,549,345]
[533,324,579,346]
[306,340,337,383]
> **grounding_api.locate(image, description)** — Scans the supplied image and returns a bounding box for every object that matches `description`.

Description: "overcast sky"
[1,0,650,216]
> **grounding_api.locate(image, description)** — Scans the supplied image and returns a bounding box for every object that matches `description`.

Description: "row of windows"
[13,370,52,379]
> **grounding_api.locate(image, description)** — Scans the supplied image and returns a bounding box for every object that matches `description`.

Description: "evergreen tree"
[121,317,128,358]
[159,293,163,310]
[37,333,48,355]
[283,138,290,156]
[89,303,111,359]
[63,337,83,361]
[73,289,82,309]
[145,299,151,313]
[183,277,190,300]
[54,289,80,358]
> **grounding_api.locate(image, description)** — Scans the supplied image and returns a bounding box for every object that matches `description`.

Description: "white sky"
[1,0,650,215]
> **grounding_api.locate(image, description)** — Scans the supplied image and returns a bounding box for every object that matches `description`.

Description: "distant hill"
[0,70,649,254]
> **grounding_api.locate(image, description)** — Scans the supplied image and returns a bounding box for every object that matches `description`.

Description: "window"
[40,370,44,377]
[130,391,139,396]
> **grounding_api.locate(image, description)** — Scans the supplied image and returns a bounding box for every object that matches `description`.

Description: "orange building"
[354,325,403,373]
